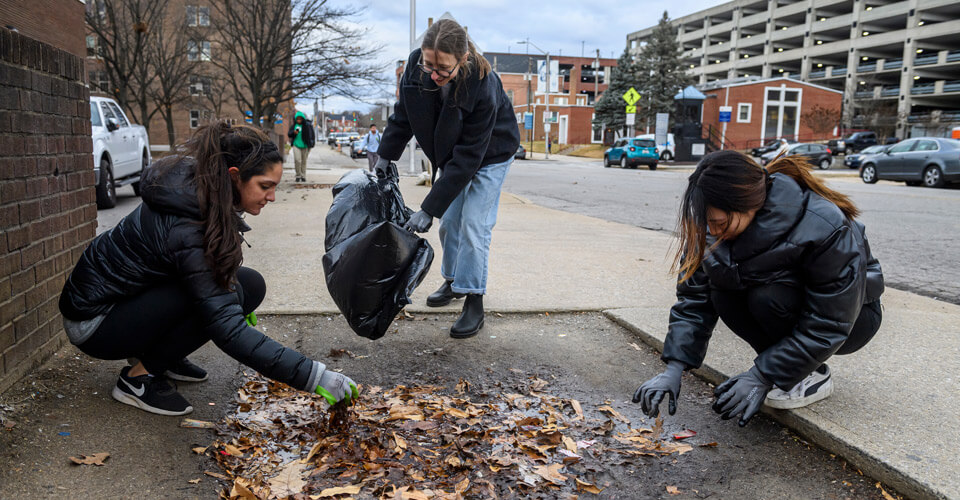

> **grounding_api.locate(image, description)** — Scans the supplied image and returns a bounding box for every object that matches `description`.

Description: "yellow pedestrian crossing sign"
[622,87,641,106]
[626,105,636,114]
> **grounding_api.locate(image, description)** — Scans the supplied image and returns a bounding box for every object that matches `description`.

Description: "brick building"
[484,52,618,146]
[0,8,95,392]
[84,0,294,152]
[698,77,842,150]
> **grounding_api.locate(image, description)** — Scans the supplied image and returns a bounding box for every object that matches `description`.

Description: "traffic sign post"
[625,105,636,114]
[622,87,640,106]
[718,106,732,123]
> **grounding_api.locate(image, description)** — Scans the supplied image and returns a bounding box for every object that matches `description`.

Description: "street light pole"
[408,0,417,174]
[517,39,550,159]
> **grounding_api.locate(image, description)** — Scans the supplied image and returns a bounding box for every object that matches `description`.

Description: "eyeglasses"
[417,56,459,79]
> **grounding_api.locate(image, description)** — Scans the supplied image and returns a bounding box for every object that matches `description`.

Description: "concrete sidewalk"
[251,146,957,500]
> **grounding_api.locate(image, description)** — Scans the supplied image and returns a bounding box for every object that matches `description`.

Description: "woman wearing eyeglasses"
[374,19,521,339]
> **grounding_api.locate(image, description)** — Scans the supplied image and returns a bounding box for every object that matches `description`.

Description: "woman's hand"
[404,210,433,233]
[315,369,360,405]
[633,361,685,417]
[712,366,773,426]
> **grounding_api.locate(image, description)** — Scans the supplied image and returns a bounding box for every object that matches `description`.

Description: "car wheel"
[649,162,657,171]
[860,164,878,184]
[603,155,610,168]
[620,156,627,169]
[923,166,945,188]
[819,158,831,170]
[96,158,117,209]
[661,151,673,161]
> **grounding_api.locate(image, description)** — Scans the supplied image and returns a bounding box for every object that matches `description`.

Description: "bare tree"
[855,98,904,144]
[208,0,386,131]
[85,0,165,133]
[801,104,841,138]
[145,12,202,148]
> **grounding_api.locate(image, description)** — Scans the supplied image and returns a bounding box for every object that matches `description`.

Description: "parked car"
[328,132,352,147]
[635,133,676,161]
[603,138,658,170]
[89,96,152,209]
[751,138,790,157]
[843,145,889,169]
[515,144,526,160]
[834,131,878,155]
[760,142,833,169]
[859,137,960,187]
[350,140,367,159]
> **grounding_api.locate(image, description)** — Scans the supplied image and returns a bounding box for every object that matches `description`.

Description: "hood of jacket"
[295,111,307,124]
[140,156,203,220]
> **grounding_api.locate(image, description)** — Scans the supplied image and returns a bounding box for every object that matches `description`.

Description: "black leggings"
[77,267,265,375]
[711,284,882,357]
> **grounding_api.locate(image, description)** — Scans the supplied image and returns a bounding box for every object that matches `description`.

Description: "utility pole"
[545,51,550,159]
[526,56,533,157]
[408,0,416,174]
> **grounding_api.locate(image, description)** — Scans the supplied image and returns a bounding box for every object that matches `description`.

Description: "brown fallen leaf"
[876,482,897,500]
[268,462,307,498]
[628,342,642,351]
[180,418,216,429]
[393,432,407,453]
[562,436,578,453]
[569,399,584,420]
[576,478,604,494]
[455,477,470,494]
[455,378,470,394]
[187,478,201,484]
[533,463,568,485]
[699,442,719,447]
[69,453,110,466]
[599,405,631,424]
[230,478,259,500]
[191,446,208,455]
[222,444,243,457]
[204,471,229,480]
[652,416,664,440]
[316,484,362,497]
[666,485,681,495]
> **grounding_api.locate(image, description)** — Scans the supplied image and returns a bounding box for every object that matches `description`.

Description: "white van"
[636,133,675,161]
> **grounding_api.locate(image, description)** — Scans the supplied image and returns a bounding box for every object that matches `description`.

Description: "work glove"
[374,157,394,180]
[244,312,258,327]
[403,210,433,233]
[633,360,686,417]
[712,365,773,427]
[315,368,359,406]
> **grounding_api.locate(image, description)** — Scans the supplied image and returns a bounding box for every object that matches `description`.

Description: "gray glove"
[403,210,433,233]
[314,368,359,405]
[374,157,393,180]
[712,365,773,427]
[633,360,686,417]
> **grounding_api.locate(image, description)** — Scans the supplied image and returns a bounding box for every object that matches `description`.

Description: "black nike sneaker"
[111,366,193,416]
[164,358,208,382]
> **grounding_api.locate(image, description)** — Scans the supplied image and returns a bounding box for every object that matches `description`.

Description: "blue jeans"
[438,158,512,295]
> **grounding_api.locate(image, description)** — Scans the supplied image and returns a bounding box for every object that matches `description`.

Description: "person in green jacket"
[287,111,316,182]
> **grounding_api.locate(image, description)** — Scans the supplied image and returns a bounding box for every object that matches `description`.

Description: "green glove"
[314,369,359,405]
[244,312,258,327]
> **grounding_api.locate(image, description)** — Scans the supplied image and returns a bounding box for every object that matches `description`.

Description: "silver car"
[859,137,960,187]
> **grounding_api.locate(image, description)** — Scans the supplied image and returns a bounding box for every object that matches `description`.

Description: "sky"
[297,0,716,117]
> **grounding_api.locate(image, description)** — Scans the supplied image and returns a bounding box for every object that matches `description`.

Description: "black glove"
[403,210,433,233]
[712,366,773,427]
[633,360,685,417]
[374,157,394,180]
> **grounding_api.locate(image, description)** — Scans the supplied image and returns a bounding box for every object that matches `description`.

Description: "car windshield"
[861,146,884,154]
[634,139,655,147]
[89,102,102,127]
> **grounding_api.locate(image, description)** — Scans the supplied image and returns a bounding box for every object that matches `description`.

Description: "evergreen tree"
[593,48,640,139]
[635,11,692,126]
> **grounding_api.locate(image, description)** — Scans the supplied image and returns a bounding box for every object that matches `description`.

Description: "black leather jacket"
[662,173,884,389]
[59,157,319,391]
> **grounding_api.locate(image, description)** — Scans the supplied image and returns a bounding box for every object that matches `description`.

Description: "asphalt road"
[503,156,960,304]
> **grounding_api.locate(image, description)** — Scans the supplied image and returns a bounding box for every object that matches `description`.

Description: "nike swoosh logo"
[121,377,145,397]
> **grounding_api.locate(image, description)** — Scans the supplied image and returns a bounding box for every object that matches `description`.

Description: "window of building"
[761,85,802,141]
[86,36,102,58]
[506,90,514,104]
[515,112,522,123]
[767,89,781,101]
[186,6,210,27]
[188,41,211,61]
[190,110,200,128]
[543,111,558,123]
[737,103,752,123]
[555,97,568,106]
[88,70,110,92]
[189,75,211,96]
[577,96,586,106]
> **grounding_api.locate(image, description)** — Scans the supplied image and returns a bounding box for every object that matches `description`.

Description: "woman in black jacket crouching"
[634,150,884,426]
[59,123,358,416]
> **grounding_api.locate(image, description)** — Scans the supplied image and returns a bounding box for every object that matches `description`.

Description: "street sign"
[719,106,732,123]
[622,87,641,106]
[625,114,636,125]
[655,113,669,147]
[625,105,636,114]
[544,123,552,133]
[524,112,534,130]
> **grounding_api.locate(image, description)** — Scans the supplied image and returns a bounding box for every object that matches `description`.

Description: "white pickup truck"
[89,96,151,208]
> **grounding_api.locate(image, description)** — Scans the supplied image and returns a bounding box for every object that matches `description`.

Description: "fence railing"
[915,54,939,66]
[883,58,902,70]
[947,51,960,63]
[911,83,935,95]
[881,86,900,97]
[857,63,877,73]
[809,70,826,78]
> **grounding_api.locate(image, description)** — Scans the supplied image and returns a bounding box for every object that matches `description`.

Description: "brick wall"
[0,0,86,59]
[0,27,96,394]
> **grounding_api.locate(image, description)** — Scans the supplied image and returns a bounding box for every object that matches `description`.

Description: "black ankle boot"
[426,280,465,307]
[450,294,484,339]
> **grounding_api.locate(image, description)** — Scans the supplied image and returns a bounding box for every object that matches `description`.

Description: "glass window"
[187,41,199,61]
[764,105,780,139]
[635,139,656,147]
[200,41,211,61]
[784,90,799,102]
[86,36,99,58]
[888,140,915,153]
[99,102,116,123]
[89,102,102,127]
[767,89,781,101]
[792,145,809,154]
[506,90,514,104]
[737,103,751,122]
[781,106,797,137]
[198,6,210,26]
[916,140,938,151]
[190,110,200,128]
[186,5,197,26]
[107,102,128,127]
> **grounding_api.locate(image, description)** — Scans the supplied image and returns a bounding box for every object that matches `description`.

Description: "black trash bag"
[322,166,434,340]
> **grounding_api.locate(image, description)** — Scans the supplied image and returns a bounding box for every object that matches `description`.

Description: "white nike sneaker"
[764,364,833,410]
[111,366,193,416]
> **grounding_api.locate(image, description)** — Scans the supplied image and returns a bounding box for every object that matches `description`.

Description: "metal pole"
[320,93,326,139]
[527,57,532,158]
[545,52,550,160]
[408,0,417,174]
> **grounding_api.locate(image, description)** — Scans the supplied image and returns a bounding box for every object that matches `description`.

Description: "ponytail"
[766,154,860,219]
[177,121,282,288]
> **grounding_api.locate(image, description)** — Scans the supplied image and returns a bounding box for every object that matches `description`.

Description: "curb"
[602,308,947,500]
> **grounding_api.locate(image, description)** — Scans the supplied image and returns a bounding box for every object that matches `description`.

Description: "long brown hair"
[674,150,859,283]
[179,122,282,288]
[420,19,491,98]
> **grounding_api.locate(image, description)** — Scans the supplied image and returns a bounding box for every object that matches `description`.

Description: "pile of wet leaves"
[207,373,694,499]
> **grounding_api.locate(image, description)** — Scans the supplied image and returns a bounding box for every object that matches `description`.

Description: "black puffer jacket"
[58,157,320,391]
[662,173,884,390]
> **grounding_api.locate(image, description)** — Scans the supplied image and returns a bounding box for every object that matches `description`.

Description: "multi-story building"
[483,52,618,145]
[627,0,960,139]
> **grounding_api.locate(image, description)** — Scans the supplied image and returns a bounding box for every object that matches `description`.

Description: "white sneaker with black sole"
[111,366,194,416]
[764,364,833,410]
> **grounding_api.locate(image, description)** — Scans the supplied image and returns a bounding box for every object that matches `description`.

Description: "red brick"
[34,257,56,282]
[0,276,9,302]
[0,324,14,352]
[20,241,43,268]
[6,225,29,250]
[23,284,45,310]
[4,327,44,369]
[24,177,47,198]
[39,195,60,217]
[1,179,26,202]
[18,199,40,222]
[0,136,24,156]
[0,202,16,228]
[0,295,24,325]
[0,251,16,276]
[41,234,63,257]
[9,268,34,295]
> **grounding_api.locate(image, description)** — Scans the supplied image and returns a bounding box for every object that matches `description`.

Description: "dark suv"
[836,132,877,155]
